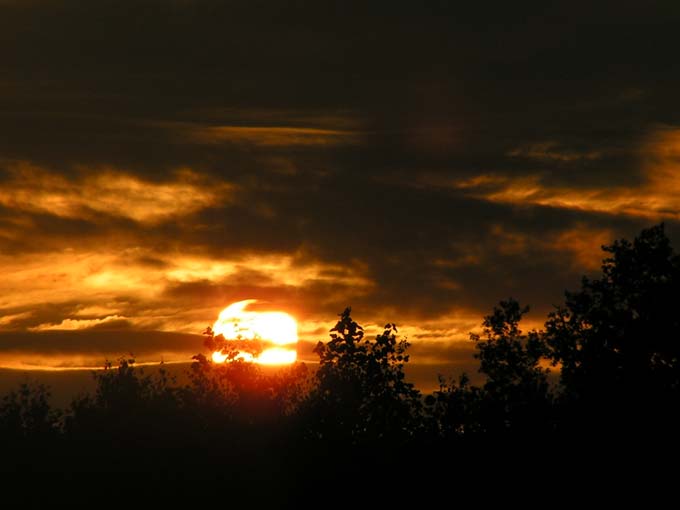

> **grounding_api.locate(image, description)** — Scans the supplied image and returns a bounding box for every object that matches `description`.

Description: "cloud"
[507,142,603,162]
[0,238,381,368]
[29,315,128,332]
[549,225,614,271]
[0,311,33,327]
[0,330,204,370]
[182,124,360,147]
[449,130,680,221]
[0,162,231,224]
[1,0,679,373]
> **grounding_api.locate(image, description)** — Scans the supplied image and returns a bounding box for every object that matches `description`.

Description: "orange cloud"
[176,123,359,147]
[0,245,376,343]
[507,141,603,162]
[453,138,680,221]
[0,163,230,224]
[29,315,127,332]
[444,128,680,221]
[0,311,33,327]
[550,225,613,271]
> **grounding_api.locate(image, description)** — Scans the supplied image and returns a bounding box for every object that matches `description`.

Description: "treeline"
[1,225,679,485]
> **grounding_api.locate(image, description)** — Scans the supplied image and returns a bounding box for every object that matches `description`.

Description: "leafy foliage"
[424,374,483,438]
[63,356,182,456]
[546,224,680,393]
[472,299,553,434]
[305,307,421,442]
[0,382,59,440]
[544,224,680,433]
[202,325,265,362]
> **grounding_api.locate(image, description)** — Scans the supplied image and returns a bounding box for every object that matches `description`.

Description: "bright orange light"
[256,347,297,365]
[211,299,298,365]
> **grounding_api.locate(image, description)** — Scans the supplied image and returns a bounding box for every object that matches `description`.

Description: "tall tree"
[472,299,553,434]
[545,224,680,432]
[305,308,421,442]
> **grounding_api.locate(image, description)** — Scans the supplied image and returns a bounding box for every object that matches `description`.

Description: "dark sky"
[1,0,679,371]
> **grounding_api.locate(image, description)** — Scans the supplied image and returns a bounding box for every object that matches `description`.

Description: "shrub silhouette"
[0,382,59,441]
[424,373,483,439]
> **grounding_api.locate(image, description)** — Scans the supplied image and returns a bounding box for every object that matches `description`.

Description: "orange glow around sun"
[211,300,298,365]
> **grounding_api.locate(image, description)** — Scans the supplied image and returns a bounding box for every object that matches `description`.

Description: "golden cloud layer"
[0,244,375,333]
[449,129,680,221]
[0,163,230,223]
[29,315,127,332]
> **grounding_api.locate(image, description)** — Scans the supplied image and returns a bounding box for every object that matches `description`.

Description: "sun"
[211,299,298,365]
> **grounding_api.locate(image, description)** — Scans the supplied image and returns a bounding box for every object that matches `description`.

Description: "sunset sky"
[1,1,679,375]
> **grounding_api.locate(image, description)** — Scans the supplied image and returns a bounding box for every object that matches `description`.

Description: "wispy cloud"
[170,122,360,147]
[0,163,231,224]
[29,315,128,331]
[507,141,603,162]
[0,311,33,327]
[449,128,680,220]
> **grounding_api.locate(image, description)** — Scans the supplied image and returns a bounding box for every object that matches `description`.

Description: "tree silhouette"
[0,382,59,440]
[424,373,483,439]
[472,299,553,434]
[202,325,265,362]
[1,223,678,480]
[545,224,680,435]
[63,356,184,474]
[304,307,421,442]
